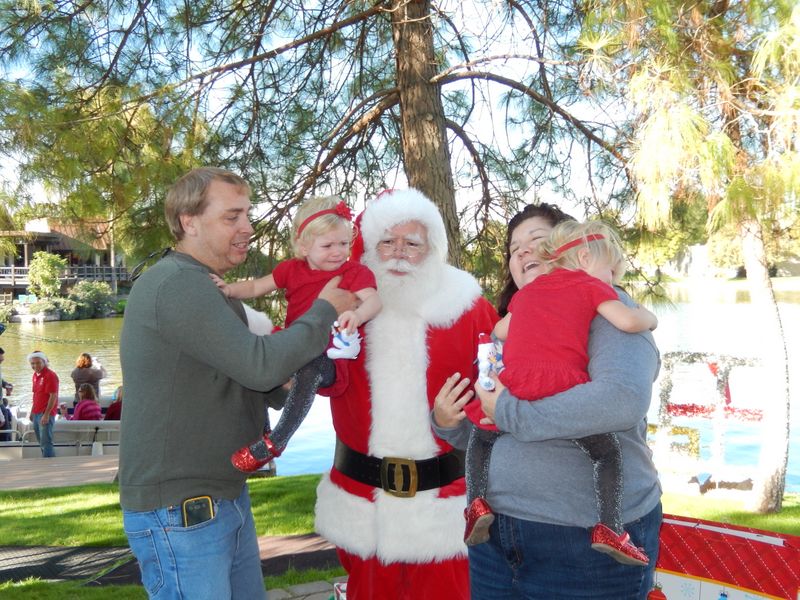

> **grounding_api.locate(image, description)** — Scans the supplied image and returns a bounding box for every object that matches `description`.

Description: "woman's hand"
[433,372,473,428]
[474,375,506,425]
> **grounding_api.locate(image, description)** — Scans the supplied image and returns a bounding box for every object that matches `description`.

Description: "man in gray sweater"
[119,167,354,600]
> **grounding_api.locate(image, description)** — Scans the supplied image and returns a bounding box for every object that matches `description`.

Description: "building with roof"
[0,219,130,303]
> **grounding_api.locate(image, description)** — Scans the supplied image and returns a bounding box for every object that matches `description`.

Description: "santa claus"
[314,189,498,599]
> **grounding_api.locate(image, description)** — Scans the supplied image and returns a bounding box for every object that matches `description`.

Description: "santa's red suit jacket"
[315,265,498,564]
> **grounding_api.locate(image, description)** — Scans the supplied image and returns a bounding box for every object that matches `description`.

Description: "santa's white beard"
[364,252,444,312]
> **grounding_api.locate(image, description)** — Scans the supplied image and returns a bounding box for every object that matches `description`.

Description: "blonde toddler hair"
[291,195,354,258]
[540,220,627,284]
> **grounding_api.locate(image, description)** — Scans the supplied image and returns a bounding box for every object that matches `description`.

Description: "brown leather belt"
[333,438,465,498]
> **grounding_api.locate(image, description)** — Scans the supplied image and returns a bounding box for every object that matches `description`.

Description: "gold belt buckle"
[380,456,418,498]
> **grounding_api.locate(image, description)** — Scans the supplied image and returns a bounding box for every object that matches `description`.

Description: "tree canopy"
[2,1,796,268]
[0,1,639,263]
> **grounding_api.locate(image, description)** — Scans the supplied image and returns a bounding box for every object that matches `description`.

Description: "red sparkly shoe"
[230,435,282,473]
[464,497,495,546]
[590,523,649,566]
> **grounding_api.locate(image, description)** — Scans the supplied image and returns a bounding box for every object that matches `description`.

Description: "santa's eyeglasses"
[376,239,426,258]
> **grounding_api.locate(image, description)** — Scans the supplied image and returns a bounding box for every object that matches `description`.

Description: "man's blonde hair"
[291,195,353,258]
[540,220,627,284]
[165,167,251,241]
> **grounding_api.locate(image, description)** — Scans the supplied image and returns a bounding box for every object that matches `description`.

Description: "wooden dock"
[0,455,119,491]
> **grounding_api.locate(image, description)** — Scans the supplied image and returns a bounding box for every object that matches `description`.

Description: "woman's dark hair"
[496,203,575,316]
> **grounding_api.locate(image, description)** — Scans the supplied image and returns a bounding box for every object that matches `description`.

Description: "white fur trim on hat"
[360,189,448,263]
[27,351,48,364]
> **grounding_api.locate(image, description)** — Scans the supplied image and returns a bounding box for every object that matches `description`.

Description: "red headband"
[296,201,352,237]
[552,233,605,258]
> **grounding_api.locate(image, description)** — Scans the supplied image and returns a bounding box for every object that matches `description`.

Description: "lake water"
[0,316,335,476]
[2,279,798,489]
[648,281,800,492]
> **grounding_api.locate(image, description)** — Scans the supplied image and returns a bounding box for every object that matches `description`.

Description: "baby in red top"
[464,219,658,568]
[213,195,382,472]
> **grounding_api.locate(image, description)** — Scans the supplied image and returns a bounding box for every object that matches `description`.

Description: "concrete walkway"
[0,454,120,490]
[268,577,347,599]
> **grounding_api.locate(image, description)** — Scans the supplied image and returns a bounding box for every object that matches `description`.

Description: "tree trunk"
[110,220,118,296]
[391,0,461,267]
[740,219,790,513]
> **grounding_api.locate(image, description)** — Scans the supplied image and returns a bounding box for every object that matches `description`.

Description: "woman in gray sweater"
[433,203,662,599]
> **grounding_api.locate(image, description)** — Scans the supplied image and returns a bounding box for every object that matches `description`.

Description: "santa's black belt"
[333,438,465,498]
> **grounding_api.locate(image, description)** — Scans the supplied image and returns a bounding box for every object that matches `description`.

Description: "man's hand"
[433,372,473,428]
[318,276,357,317]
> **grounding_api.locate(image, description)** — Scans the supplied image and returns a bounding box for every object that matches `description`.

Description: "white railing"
[0,265,130,285]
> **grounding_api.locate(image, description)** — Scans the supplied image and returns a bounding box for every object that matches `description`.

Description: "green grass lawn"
[1,475,798,598]
[663,490,800,535]
[0,475,335,598]
[0,474,323,547]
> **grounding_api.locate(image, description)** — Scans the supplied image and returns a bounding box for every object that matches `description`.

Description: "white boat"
[0,395,277,475]
[0,395,120,460]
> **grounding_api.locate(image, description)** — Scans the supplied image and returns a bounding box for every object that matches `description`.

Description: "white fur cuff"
[243,304,273,335]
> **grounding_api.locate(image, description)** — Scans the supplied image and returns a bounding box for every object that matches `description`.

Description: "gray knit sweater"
[119,251,337,511]
[434,289,662,527]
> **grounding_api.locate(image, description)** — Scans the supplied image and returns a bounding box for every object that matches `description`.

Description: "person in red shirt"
[28,350,59,457]
[213,195,383,472]
[104,385,123,420]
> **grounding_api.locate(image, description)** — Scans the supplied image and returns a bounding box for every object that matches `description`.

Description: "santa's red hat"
[353,188,448,264]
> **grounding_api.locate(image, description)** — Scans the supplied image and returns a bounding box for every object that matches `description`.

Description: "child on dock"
[212,195,382,472]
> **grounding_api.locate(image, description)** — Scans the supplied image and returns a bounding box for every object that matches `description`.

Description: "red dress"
[464,269,618,430]
[272,258,376,326]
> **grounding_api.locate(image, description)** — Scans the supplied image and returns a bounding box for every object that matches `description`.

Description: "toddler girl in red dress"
[464,219,657,566]
[213,195,382,471]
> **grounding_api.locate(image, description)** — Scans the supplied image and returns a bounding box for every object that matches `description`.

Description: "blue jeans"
[468,503,662,599]
[123,484,266,600]
[31,413,55,457]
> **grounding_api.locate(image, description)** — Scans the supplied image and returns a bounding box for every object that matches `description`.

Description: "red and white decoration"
[653,514,800,599]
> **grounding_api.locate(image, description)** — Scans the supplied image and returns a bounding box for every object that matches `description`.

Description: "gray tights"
[466,427,624,533]
[247,354,336,461]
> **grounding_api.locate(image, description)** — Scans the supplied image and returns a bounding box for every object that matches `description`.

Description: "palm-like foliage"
[577,0,799,512]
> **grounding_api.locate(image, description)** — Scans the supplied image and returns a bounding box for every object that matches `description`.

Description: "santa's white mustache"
[378,258,417,274]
